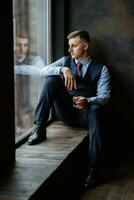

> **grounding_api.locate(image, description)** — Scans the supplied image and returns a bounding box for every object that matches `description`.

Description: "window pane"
[13,0,51,138]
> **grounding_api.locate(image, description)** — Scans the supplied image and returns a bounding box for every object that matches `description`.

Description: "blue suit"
[34,57,106,169]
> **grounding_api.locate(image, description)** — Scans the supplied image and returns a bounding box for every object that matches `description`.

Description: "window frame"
[15,0,66,147]
[14,0,53,145]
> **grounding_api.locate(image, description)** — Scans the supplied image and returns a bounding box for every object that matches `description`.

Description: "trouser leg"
[87,105,102,169]
[34,76,76,126]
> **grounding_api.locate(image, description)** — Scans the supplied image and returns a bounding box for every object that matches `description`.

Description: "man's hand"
[73,96,89,109]
[61,67,77,90]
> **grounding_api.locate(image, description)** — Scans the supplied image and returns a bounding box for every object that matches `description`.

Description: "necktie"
[76,62,82,77]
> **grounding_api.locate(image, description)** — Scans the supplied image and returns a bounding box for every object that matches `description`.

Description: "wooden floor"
[80,158,134,200]
[0,121,87,200]
[1,121,134,200]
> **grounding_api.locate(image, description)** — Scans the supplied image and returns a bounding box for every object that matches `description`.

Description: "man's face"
[15,37,29,61]
[68,36,89,60]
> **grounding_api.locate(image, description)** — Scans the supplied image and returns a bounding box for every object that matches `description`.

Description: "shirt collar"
[75,56,91,65]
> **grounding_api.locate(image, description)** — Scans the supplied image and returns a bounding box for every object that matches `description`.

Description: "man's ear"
[84,42,89,51]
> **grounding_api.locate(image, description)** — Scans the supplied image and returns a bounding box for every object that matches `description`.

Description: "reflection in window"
[13,0,51,138]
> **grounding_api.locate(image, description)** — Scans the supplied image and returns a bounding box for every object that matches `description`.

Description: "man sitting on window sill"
[27,30,110,190]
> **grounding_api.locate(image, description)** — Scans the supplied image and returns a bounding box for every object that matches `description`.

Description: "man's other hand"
[73,96,89,109]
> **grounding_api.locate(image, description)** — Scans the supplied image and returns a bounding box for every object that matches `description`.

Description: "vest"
[64,56,103,97]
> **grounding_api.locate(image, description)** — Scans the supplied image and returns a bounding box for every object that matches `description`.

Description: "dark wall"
[66,0,134,154]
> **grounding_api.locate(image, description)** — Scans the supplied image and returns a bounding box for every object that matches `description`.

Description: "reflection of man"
[14,31,45,134]
[14,31,45,75]
[15,33,29,64]
[28,30,111,189]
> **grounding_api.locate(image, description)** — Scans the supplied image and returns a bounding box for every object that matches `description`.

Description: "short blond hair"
[67,30,90,43]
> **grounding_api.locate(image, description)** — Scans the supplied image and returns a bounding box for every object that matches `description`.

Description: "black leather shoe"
[85,167,100,189]
[28,125,46,145]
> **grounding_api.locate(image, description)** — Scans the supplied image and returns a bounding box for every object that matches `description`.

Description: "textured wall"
[67,0,134,151]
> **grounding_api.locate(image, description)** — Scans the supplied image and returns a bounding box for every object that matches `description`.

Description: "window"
[13,0,52,140]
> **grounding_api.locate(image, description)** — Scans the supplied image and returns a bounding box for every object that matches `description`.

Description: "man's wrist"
[60,67,71,74]
[60,67,63,74]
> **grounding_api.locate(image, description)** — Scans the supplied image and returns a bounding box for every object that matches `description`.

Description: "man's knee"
[44,76,64,90]
[87,105,102,123]
[45,76,62,85]
[89,105,101,113]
